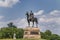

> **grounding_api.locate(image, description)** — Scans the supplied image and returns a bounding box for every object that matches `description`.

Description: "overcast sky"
[0,0,60,35]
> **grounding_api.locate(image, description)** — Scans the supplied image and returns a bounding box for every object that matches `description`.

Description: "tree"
[41,30,52,39]
[7,22,17,28]
[44,30,52,40]
[50,34,60,40]
[16,28,24,38]
[45,30,52,36]
[40,32,46,39]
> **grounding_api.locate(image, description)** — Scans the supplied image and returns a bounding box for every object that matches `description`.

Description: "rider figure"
[30,11,34,19]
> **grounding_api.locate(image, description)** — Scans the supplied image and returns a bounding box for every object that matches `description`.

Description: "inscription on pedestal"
[23,27,41,39]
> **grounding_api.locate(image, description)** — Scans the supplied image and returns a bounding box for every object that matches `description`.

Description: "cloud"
[0,22,8,28]
[38,10,60,35]
[34,10,44,16]
[50,10,60,16]
[0,16,4,20]
[0,0,20,7]
[0,16,7,28]
[13,18,28,28]
[39,18,53,23]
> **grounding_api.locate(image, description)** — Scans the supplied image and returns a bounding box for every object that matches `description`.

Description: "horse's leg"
[36,20,38,27]
[28,20,30,27]
[36,23,38,27]
[32,21,34,27]
[29,22,30,27]
[35,18,38,27]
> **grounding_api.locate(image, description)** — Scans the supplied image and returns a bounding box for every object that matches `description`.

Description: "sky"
[0,0,60,35]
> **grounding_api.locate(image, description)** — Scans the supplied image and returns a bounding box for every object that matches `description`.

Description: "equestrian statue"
[26,11,38,27]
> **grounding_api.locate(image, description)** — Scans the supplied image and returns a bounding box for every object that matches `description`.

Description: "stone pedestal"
[23,27,41,39]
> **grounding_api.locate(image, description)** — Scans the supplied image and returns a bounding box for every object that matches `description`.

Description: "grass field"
[0,39,46,40]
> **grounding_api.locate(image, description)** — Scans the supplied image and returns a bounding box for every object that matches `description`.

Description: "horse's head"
[26,11,29,16]
[26,11,30,19]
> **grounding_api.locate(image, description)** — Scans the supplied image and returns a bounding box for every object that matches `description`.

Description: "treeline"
[0,22,24,39]
[40,30,60,40]
[0,22,60,40]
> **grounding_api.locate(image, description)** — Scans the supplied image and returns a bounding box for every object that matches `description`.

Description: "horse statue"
[26,11,38,27]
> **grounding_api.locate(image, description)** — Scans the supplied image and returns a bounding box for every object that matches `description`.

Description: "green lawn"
[0,39,46,40]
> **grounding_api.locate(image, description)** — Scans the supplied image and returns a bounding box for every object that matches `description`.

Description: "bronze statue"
[26,11,38,27]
